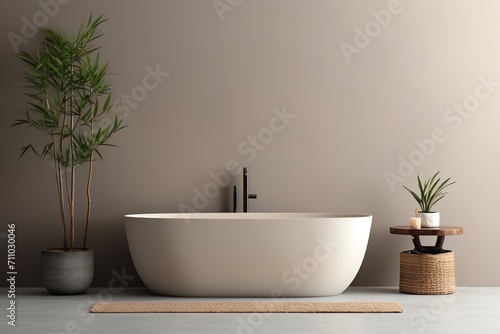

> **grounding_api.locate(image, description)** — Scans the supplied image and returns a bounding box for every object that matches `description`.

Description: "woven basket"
[399,251,455,295]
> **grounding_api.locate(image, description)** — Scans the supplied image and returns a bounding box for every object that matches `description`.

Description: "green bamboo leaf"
[19,144,36,159]
[102,94,111,112]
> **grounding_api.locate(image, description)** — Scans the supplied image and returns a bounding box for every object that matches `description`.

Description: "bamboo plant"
[14,15,124,251]
[403,171,456,213]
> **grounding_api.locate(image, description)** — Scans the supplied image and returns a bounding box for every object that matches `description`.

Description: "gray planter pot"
[41,248,94,295]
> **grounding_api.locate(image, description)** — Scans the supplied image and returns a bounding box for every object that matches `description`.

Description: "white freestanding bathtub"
[125,213,372,297]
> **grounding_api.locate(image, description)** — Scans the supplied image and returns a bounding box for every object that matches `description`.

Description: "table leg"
[411,235,447,254]
[435,235,445,250]
[412,236,422,253]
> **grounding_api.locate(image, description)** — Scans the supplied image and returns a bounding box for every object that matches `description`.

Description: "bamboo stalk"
[57,157,68,250]
[48,89,68,251]
[69,168,75,250]
[69,67,76,250]
[53,135,68,250]
[83,151,93,250]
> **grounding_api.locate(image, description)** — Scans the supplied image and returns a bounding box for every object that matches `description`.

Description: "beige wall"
[1,0,499,287]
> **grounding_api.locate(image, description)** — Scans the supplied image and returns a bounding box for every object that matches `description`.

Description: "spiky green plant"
[13,15,124,251]
[403,172,456,213]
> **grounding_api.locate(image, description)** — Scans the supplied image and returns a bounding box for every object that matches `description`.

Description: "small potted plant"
[403,172,456,227]
[14,15,124,294]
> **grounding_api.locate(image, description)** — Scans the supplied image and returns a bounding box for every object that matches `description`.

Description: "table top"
[390,226,464,236]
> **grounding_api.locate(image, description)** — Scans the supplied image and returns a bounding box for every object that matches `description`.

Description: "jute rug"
[91,301,403,313]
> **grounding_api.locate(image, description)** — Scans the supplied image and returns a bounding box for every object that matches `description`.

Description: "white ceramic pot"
[417,212,440,228]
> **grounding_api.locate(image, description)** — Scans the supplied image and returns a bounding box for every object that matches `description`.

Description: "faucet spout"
[243,167,257,212]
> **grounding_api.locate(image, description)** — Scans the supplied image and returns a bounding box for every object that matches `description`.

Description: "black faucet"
[233,167,257,212]
[243,167,257,212]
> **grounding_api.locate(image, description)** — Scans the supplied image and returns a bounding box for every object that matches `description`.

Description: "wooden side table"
[390,226,464,295]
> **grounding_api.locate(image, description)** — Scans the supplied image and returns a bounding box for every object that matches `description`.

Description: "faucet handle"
[233,185,238,212]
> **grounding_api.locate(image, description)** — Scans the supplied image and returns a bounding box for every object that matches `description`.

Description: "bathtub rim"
[124,212,372,220]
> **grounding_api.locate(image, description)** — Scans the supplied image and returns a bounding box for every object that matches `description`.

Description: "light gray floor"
[1,287,499,334]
